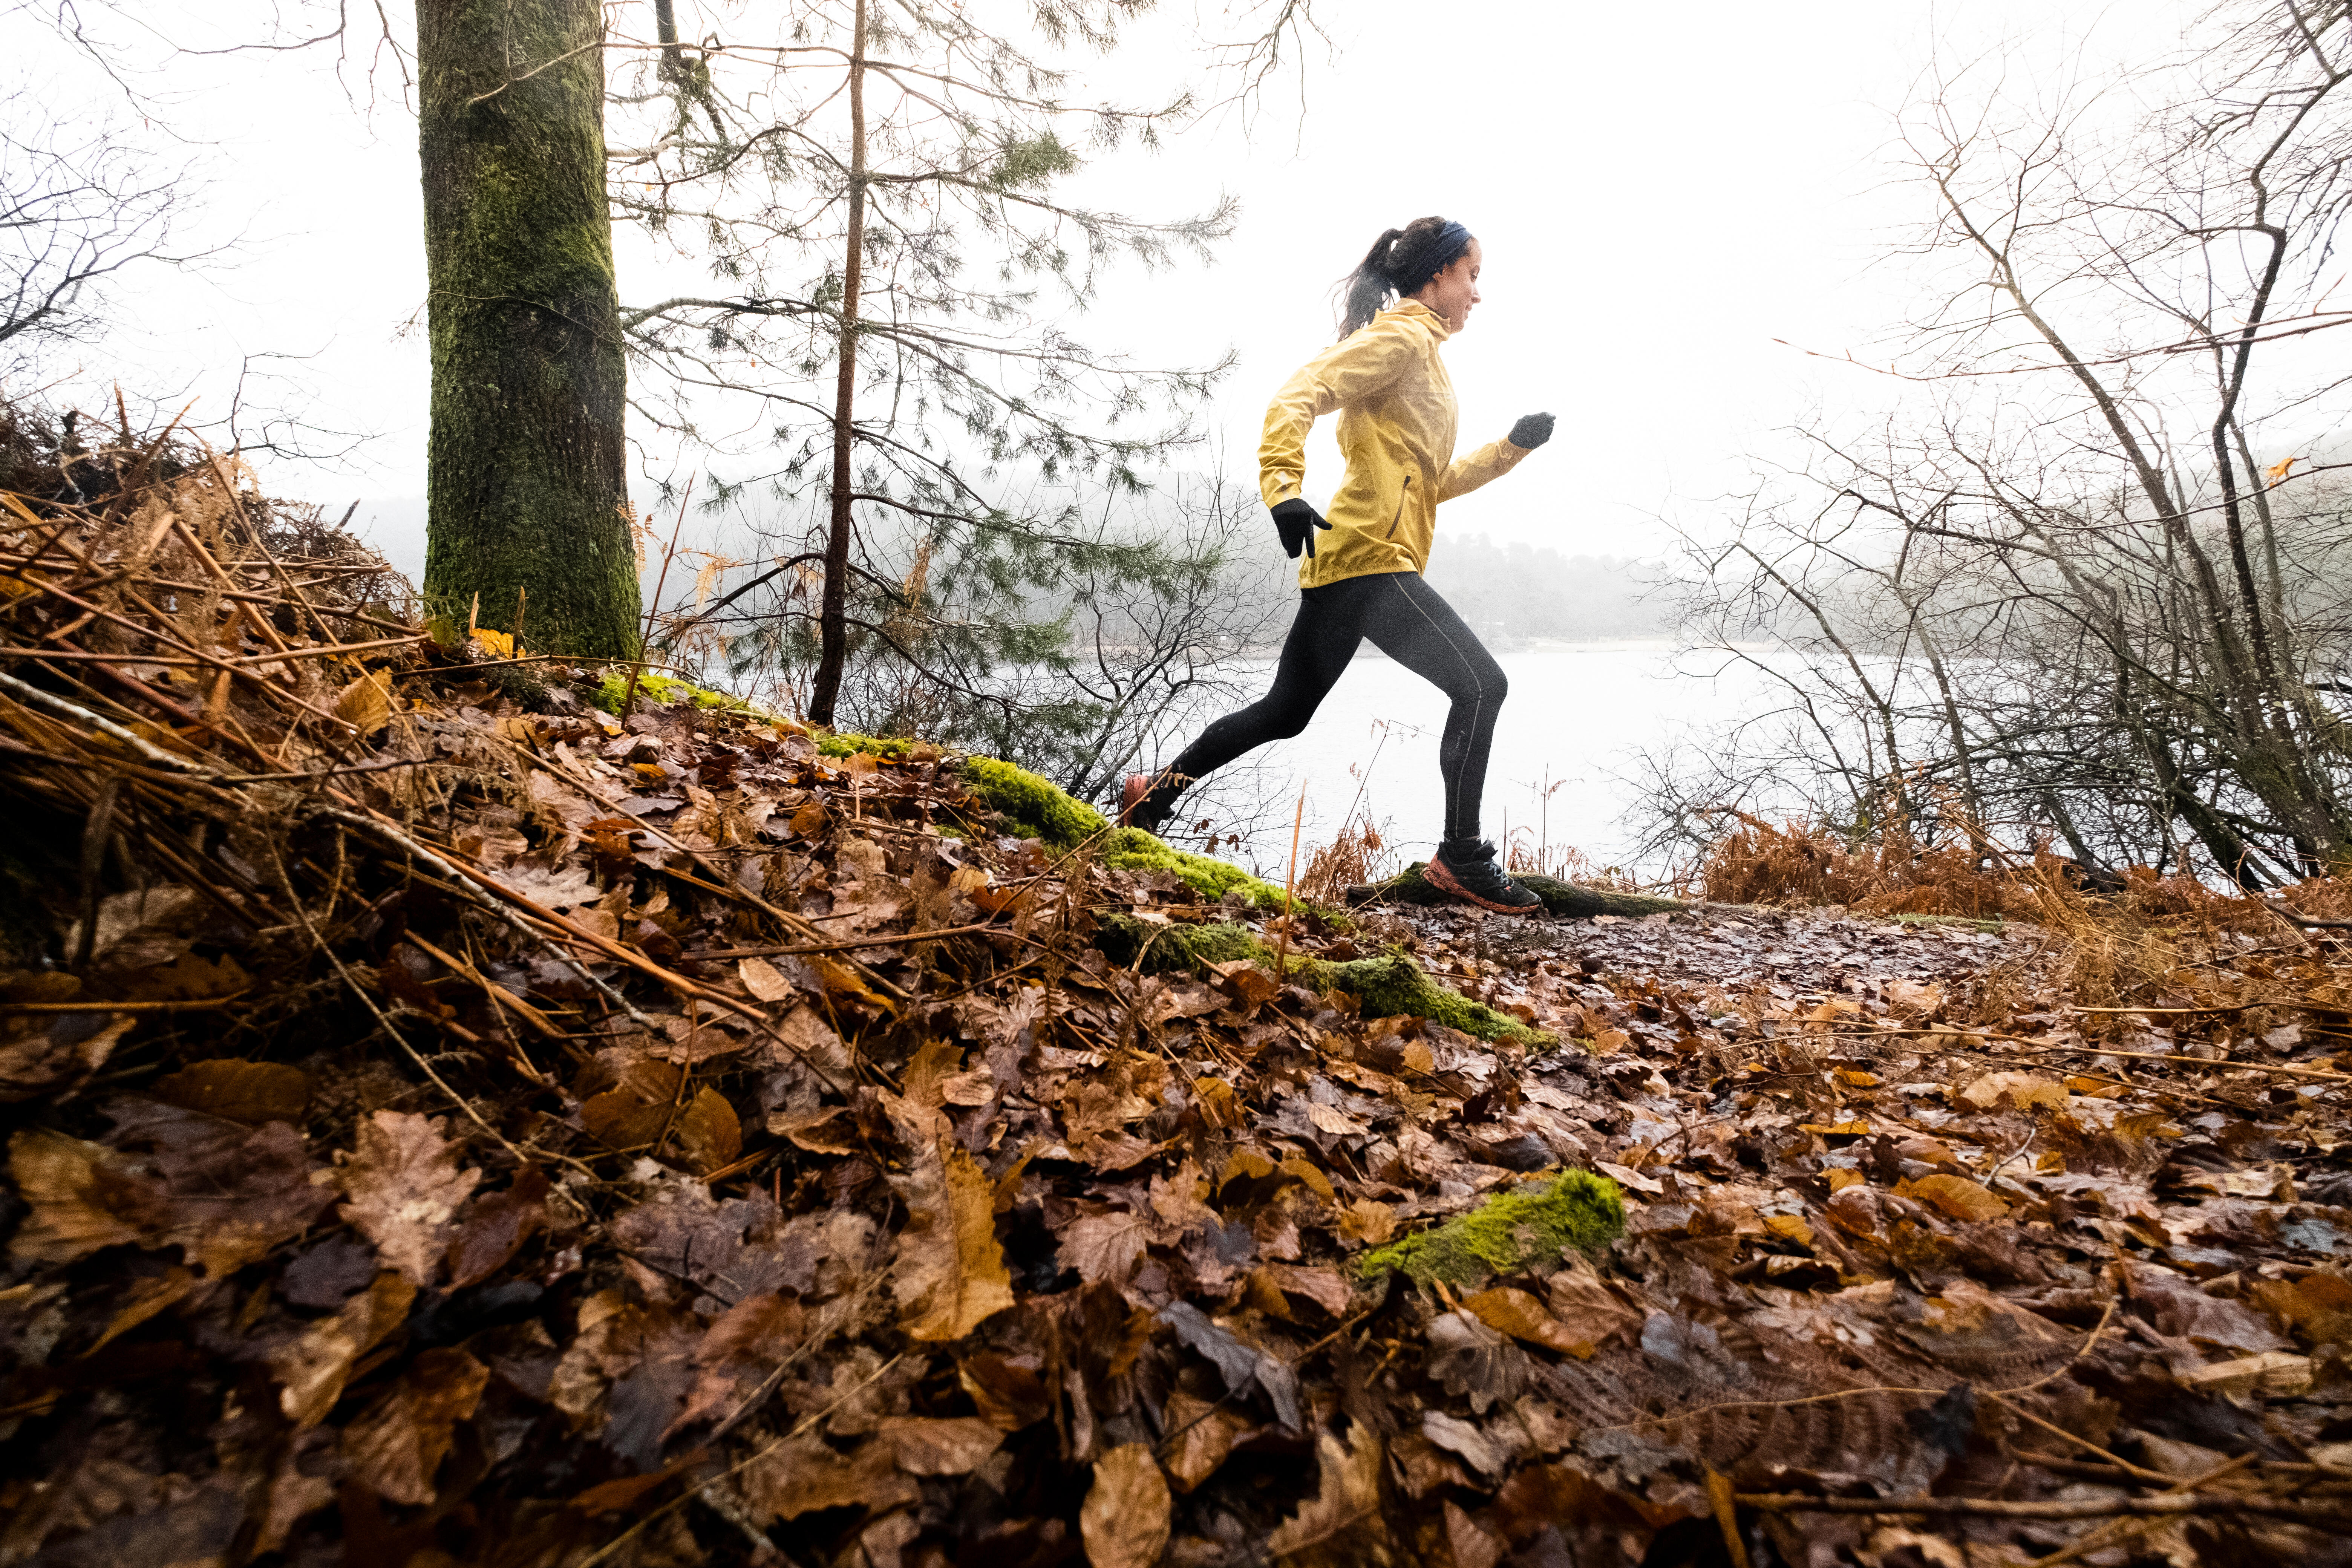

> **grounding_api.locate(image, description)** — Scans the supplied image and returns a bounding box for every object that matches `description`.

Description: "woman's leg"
[1361,573,1507,842]
[1361,574,1537,911]
[1124,582,1368,833]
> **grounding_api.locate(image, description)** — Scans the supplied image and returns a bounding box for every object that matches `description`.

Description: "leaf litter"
[8,411,2352,1563]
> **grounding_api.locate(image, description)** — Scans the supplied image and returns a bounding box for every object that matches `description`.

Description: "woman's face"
[1413,238,1482,332]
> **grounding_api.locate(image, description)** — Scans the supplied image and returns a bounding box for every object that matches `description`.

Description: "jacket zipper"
[1385,472,1415,538]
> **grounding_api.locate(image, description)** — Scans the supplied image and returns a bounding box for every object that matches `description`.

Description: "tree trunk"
[418,0,640,659]
[806,0,869,728]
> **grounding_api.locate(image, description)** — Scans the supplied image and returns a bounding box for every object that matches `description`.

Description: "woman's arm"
[1438,412,1551,502]
[1257,318,1419,508]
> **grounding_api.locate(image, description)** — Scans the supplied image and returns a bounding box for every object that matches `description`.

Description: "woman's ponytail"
[1331,216,1475,339]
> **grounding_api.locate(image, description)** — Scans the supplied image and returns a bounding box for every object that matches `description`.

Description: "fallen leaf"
[338,1111,481,1285]
[738,1433,915,1524]
[1082,1443,1172,1568]
[1958,1071,2067,1110]
[1340,1197,1398,1245]
[151,1059,309,1125]
[444,1167,552,1288]
[1059,1209,1150,1286]
[1422,1409,1508,1477]
[2178,1350,2311,1398]
[334,669,396,733]
[877,1415,1003,1475]
[11,1106,332,1276]
[738,956,795,1002]
[959,1352,1053,1431]
[1462,1286,1594,1358]
[269,1272,417,1426]
[1266,1420,1391,1566]
[1899,1174,2011,1223]
[893,1133,1012,1340]
[1161,1386,1252,1492]
[342,1347,489,1505]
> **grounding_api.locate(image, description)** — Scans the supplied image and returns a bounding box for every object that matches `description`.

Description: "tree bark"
[418,0,641,658]
[806,0,869,728]
[1348,863,1695,919]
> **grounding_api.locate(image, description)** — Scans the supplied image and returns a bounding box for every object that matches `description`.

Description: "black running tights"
[1139,570,1505,841]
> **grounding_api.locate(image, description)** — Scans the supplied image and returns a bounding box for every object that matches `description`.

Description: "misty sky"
[14,0,2188,575]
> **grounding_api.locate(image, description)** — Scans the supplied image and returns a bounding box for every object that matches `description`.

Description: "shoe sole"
[1424,856,1542,914]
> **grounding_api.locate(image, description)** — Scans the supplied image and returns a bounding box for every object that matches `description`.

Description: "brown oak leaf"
[338,1110,480,1285]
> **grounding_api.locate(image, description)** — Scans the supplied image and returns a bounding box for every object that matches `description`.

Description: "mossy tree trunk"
[418,0,642,658]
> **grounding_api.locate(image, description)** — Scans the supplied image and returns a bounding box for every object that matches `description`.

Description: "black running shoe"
[1425,837,1543,913]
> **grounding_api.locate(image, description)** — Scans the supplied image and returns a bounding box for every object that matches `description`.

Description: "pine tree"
[609,0,1260,733]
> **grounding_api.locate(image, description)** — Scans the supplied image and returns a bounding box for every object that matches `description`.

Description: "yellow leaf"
[1764,1213,1816,1248]
[472,627,514,658]
[334,669,395,734]
[1462,1286,1594,1358]
[1801,1119,1873,1136]
[1899,1174,2011,1223]
[1082,1444,1172,1568]
[894,1136,1012,1341]
[1835,1069,1880,1087]
[1827,1169,1864,1193]
[1958,1072,2067,1110]
[1267,1421,1389,1563]
[2266,455,2300,485]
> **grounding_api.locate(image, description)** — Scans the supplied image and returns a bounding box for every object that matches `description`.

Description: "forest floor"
[7,430,2352,1568]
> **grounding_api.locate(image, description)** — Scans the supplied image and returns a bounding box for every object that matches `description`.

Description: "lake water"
[1190,642,1788,876]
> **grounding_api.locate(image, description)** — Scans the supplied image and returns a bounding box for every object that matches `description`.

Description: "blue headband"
[1389,220,1473,291]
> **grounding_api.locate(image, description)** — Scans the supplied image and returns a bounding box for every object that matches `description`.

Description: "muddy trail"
[6,435,2352,1568]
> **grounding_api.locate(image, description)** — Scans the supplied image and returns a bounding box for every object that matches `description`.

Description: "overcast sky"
[14,0,2188,576]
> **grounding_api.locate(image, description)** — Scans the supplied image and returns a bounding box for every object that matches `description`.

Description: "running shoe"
[1118,773,1160,832]
[1425,837,1543,913]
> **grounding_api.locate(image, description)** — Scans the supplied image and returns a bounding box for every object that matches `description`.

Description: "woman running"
[1120,216,1553,913]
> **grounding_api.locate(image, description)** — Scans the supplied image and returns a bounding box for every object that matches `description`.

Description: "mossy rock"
[1360,1170,1626,1286]
[1351,862,1687,920]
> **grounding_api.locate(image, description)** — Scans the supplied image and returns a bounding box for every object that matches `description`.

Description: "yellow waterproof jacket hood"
[1259,298,1533,590]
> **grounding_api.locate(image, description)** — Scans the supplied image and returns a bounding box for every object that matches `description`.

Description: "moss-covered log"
[1361,1171,1626,1285]
[1348,862,1688,919]
[1092,915,1540,1045]
[418,0,642,658]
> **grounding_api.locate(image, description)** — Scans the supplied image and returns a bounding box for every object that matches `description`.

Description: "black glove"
[1271,496,1333,559]
[1509,411,1556,450]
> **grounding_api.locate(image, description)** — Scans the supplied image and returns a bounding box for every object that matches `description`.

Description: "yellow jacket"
[1258,298,1533,590]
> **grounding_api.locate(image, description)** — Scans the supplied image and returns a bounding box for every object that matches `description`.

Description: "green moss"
[817,732,919,760]
[959,755,1110,848]
[1099,827,1292,908]
[588,670,752,715]
[1360,1171,1626,1286]
[1088,918,1539,1046]
[1094,917,1266,972]
[1302,952,1540,1044]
